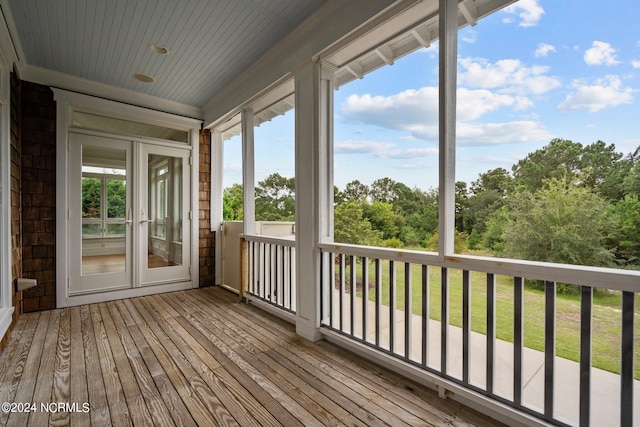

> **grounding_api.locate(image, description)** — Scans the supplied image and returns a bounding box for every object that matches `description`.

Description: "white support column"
[241,108,255,236]
[211,130,224,285]
[295,60,335,341]
[438,0,458,257]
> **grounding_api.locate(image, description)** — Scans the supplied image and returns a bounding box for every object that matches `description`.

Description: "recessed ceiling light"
[149,43,170,55]
[133,73,155,83]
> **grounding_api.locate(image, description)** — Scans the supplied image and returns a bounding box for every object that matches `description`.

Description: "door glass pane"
[148,154,183,269]
[81,146,128,275]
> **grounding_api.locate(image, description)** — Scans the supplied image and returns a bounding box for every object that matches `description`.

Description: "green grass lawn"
[346,259,640,378]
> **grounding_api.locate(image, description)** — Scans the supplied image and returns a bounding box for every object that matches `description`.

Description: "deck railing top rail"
[318,242,640,292]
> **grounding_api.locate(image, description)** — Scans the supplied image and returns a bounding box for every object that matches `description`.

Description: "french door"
[69,133,191,295]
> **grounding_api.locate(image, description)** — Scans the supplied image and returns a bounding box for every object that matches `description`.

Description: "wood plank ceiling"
[5,0,325,108]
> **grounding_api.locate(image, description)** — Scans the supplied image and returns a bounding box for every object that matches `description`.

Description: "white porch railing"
[318,243,639,427]
[242,235,639,426]
[243,235,296,314]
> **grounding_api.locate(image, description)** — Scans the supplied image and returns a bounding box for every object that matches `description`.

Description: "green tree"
[340,180,369,202]
[223,183,244,221]
[502,178,613,267]
[603,195,640,266]
[106,179,126,218]
[362,200,402,240]
[512,138,584,192]
[334,202,382,246]
[255,173,295,221]
[465,168,513,235]
[82,177,101,218]
[370,177,398,203]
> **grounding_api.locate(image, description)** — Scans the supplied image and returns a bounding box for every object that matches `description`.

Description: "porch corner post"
[241,108,255,237]
[294,60,335,342]
[438,0,458,257]
[211,130,224,286]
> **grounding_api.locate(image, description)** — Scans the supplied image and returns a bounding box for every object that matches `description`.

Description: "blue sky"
[225,0,640,192]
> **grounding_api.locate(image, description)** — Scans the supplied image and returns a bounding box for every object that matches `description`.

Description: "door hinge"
[189,156,193,165]
[67,277,70,290]
[189,211,193,220]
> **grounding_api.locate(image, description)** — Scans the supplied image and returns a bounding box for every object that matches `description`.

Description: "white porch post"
[211,130,224,285]
[438,0,458,257]
[241,108,256,236]
[294,60,334,341]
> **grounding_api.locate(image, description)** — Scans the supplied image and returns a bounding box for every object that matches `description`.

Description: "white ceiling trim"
[21,64,203,120]
[325,0,517,89]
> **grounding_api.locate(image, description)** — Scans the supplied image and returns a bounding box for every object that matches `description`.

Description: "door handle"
[140,219,154,224]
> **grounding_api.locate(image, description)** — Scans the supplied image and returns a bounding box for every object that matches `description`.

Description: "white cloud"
[461,29,477,44]
[632,60,640,69]
[458,57,561,95]
[341,88,439,131]
[334,140,396,155]
[457,121,553,146]
[558,75,635,112]
[534,43,556,57]
[457,88,532,120]
[334,140,437,160]
[584,41,620,66]
[502,0,545,27]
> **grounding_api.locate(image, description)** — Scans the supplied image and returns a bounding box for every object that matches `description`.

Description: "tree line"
[223,138,640,270]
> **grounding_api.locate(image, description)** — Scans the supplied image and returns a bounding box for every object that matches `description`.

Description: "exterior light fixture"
[149,43,170,55]
[133,73,155,83]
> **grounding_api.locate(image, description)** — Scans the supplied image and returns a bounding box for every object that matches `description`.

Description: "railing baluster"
[375,258,381,348]
[621,291,635,427]
[405,262,412,360]
[514,276,524,406]
[248,241,254,294]
[462,270,470,385]
[422,264,429,367]
[329,252,334,328]
[544,281,556,420]
[487,273,496,394]
[339,253,345,332]
[280,244,285,306]
[441,267,449,375]
[289,246,294,310]
[579,285,592,427]
[350,255,357,336]
[362,257,369,342]
[390,260,396,353]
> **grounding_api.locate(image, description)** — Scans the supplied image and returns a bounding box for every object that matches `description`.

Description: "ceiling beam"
[459,1,477,26]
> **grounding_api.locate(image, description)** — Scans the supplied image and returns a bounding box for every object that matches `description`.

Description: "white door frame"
[54,89,201,307]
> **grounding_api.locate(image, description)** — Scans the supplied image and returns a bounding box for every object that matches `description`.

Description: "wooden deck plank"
[1,311,48,427]
[159,291,284,427]
[89,304,130,425]
[26,309,61,427]
[80,305,112,426]
[50,307,71,427]
[174,291,360,427]
[183,291,404,427]
[0,287,505,427]
[143,295,260,427]
[69,306,90,427]
[106,301,176,427]
[127,298,229,426]
[173,292,318,427]
[97,303,154,427]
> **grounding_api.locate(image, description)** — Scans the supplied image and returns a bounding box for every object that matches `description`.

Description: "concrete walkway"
[330,292,640,426]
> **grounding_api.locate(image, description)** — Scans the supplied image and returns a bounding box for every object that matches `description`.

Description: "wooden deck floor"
[0,287,504,426]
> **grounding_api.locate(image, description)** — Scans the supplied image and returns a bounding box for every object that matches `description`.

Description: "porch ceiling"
[2,0,324,110]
